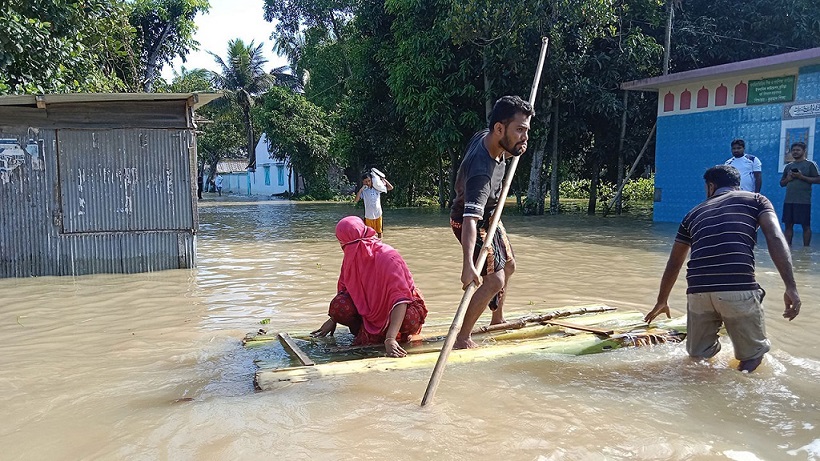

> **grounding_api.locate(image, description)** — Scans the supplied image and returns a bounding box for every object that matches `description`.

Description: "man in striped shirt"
[645,165,801,373]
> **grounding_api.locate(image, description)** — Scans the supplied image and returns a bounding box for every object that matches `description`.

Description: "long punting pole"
[421,37,550,407]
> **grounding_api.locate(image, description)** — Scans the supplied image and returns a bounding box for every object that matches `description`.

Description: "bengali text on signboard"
[748,76,795,105]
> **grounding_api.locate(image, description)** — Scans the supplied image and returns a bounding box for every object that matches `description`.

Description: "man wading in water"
[449,95,533,349]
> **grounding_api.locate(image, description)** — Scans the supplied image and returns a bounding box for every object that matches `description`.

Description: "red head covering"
[335,216,416,334]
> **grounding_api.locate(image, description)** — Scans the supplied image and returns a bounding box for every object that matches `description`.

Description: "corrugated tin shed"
[0,92,220,277]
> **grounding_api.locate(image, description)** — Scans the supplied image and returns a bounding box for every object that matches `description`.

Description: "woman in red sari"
[311,216,428,357]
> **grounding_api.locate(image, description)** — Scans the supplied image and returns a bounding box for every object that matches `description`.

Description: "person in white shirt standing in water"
[724,139,762,193]
[355,171,393,238]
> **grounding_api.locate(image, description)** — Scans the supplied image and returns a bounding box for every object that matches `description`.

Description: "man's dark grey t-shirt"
[450,130,506,224]
[782,159,819,204]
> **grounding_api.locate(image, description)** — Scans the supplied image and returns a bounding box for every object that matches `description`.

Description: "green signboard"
[747,75,796,105]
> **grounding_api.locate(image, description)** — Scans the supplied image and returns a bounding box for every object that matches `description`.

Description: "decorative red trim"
[697,86,709,108]
[663,92,675,112]
[734,82,747,104]
[715,84,728,106]
[680,89,692,110]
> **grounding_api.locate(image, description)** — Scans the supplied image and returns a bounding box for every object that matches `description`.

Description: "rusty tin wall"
[0,126,197,277]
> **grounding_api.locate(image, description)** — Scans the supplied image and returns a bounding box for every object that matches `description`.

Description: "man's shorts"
[686,290,770,362]
[782,203,811,226]
[364,216,383,235]
[450,218,514,276]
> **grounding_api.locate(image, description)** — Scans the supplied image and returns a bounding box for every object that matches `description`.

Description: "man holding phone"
[780,142,820,246]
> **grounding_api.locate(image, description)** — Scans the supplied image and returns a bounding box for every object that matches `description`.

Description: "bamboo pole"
[605,122,657,213]
[421,37,550,407]
[471,305,615,335]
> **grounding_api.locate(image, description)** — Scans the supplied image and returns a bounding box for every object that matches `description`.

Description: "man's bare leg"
[785,224,794,246]
[489,260,515,325]
[454,271,504,349]
[803,226,811,247]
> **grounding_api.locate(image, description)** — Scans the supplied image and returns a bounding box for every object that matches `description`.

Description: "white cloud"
[162,0,289,80]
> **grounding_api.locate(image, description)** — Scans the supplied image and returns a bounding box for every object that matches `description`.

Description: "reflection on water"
[1,198,819,460]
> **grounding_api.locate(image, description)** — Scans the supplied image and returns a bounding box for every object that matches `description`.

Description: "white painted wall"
[250,134,294,196]
[218,135,295,196]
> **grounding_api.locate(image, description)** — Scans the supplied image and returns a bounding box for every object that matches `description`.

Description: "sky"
[162,0,289,80]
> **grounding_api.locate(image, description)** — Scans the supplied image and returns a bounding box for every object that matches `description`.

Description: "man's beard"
[500,137,526,156]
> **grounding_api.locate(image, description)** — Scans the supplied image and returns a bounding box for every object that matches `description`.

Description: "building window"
[715,84,728,106]
[263,165,271,185]
[277,165,285,186]
[734,82,747,104]
[663,92,675,112]
[680,89,691,110]
[697,87,709,108]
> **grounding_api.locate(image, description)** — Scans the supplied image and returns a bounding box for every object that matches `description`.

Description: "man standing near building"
[780,141,820,246]
[215,173,224,196]
[450,95,534,349]
[354,172,393,238]
[645,165,801,373]
[724,139,762,193]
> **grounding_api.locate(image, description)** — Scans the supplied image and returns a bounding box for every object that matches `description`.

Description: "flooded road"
[1,199,819,460]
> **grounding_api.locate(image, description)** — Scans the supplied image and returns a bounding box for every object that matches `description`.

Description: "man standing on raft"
[450,95,534,349]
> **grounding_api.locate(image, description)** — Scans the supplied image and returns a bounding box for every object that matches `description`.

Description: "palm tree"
[209,39,274,171]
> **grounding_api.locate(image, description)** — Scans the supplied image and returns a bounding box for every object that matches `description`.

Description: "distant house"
[214,159,250,194]
[216,134,297,196]
[252,134,297,195]
[622,47,820,229]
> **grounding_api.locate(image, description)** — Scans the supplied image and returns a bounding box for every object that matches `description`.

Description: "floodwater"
[2,199,820,461]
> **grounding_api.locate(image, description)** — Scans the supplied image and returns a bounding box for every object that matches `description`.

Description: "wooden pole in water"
[421,37,550,407]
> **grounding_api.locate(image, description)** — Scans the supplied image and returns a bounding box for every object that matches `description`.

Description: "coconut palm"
[209,39,273,171]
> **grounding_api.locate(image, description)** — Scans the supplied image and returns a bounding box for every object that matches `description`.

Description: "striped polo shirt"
[676,187,775,294]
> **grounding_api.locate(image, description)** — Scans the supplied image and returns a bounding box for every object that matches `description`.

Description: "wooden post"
[278,333,315,366]
[421,37,550,407]
[605,122,657,213]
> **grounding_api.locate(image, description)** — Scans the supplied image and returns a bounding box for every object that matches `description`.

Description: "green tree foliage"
[264,0,818,213]
[254,87,334,198]
[668,0,820,71]
[384,0,485,206]
[159,66,245,182]
[129,0,210,92]
[0,0,138,94]
[209,39,275,171]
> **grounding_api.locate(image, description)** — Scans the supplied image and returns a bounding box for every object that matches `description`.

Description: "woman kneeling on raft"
[311,216,428,357]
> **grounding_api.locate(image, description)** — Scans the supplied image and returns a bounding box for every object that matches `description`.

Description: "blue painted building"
[623,47,820,229]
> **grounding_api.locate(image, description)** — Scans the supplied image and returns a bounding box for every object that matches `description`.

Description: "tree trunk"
[448,148,459,208]
[549,101,560,215]
[438,151,446,209]
[525,98,554,215]
[587,152,600,215]
[483,51,492,119]
[615,91,628,214]
[288,165,293,196]
[663,0,674,75]
[244,106,256,171]
[142,22,174,92]
[587,123,606,216]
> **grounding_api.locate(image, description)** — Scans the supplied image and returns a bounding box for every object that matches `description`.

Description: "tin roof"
[621,47,820,92]
[216,160,249,173]
[0,92,222,109]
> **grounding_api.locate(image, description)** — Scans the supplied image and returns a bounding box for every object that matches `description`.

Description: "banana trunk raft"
[246,305,687,391]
